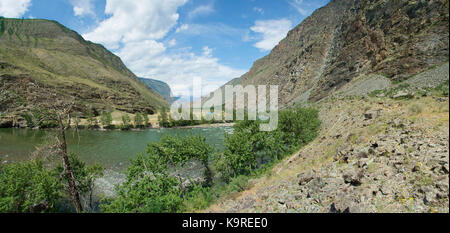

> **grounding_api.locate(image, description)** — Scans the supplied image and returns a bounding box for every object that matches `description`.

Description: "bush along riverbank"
[0,107,321,213]
[99,107,321,213]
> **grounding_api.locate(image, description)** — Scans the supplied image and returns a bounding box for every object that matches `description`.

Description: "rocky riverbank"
[207,85,449,213]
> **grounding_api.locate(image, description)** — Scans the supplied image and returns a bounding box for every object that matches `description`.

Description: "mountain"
[139,78,178,103]
[0,18,168,127]
[205,0,449,213]
[222,0,449,106]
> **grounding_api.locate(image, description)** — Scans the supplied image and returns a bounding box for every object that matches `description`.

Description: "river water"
[0,127,232,171]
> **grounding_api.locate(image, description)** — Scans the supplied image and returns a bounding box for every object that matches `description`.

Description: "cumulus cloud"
[250,19,292,51]
[83,0,245,99]
[0,0,31,18]
[83,0,188,49]
[118,39,245,98]
[70,0,95,17]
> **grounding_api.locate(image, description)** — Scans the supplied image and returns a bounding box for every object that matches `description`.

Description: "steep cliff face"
[232,0,449,106]
[0,18,168,127]
[139,78,177,103]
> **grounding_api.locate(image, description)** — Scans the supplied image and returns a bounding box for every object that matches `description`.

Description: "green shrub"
[278,108,321,147]
[100,112,113,129]
[218,107,321,181]
[53,153,104,210]
[158,108,171,128]
[134,113,144,128]
[120,114,131,130]
[142,113,150,127]
[148,135,212,167]
[22,107,58,129]
[435,80,449,97]
[101,135,213,213]
[0,160,63,213]
[100,153,183,213]
[86,109,98,128]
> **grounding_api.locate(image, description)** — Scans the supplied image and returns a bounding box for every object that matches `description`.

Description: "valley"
[0,0,448,214]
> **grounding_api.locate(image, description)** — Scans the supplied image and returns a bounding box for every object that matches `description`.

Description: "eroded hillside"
[0,18,168,128]
[229,0,449,106]
[207,63,449,213]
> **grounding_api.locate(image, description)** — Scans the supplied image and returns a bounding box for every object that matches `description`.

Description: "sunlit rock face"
[222,0,448,106]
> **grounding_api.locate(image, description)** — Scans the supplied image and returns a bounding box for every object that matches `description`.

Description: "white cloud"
[83,0,188,49]
[118,40,245,98]
[175,24,189,33]
[202,46,213,57]
[168,39,177,47]
[250,19,292,51]
[289,0,308,15]
[0,0,31,18]
[84,0,245,100]
[188,4,214,19]
[70,0,95,17]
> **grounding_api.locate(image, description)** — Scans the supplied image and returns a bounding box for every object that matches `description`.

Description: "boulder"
[393,91,411,99]
[171,159,208,191]
[298,171,316,186]
[343,169,364,186]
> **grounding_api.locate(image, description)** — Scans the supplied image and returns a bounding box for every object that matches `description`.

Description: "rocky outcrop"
[224,0,449,106]
[140,78,178,103]
[207,84,449,213]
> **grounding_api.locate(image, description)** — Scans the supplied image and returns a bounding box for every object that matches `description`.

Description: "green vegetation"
[0,160,62,213]
[134,113,144,128]
[86,109,98,129]
[0,154,103,213]
[0,18,5,37]
[147,135,212,170]
[142,113,150,127]
[100,112,113,129]
[1,104,321,213]
[433,80,449,97]
[120,114,132,130]
[158,107,224,128]
[218,108,321,181]
[22,107,58,129]
[54,154,104,210]
[0,18,169,125]
[158,107,171,128]
[101,135,213,213]
[100,107,321,212]
[101,152,183,213]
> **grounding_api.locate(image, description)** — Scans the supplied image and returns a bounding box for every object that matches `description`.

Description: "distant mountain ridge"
[139,78,178,103]
[0,18,168,127]
[217,0,449,106]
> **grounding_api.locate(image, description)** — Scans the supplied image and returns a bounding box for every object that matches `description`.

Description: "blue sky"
[0,0,329,98]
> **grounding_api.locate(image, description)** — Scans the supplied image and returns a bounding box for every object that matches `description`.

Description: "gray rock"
[393,91,410,99]
[343,169,364,186]
[171,159,208,190]
[330,190,365,213]
[298,171,315,186]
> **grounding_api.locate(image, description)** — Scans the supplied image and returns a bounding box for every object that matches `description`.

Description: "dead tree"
[52,100,83,213]
[29,86,84,213]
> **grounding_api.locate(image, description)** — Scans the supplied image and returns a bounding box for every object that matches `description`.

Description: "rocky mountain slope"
[203,0,449,213]
[225,0,449,107]
[207,63,449,213]
[0,18,168,127]
[139,78,177,103]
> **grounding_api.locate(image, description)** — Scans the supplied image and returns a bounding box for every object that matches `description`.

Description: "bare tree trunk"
[57,114,83,213]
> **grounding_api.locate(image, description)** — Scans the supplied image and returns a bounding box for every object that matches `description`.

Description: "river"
[0,127,232,171]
